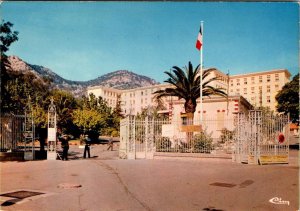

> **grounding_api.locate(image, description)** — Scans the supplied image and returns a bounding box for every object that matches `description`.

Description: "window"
[267,75,271,82]
[141,91,143,96]
[141,99,143,104]
[251,77,255,84]
[275,84,279,91]
[267,85,270,93]
[259,76,262,83]
[267,96,271,103]
[275,74,279,81]
[231,83,234,87]
[251,87,255,94]
[230,89,233,93]
[243,88,247,95]
[244,78,247,84]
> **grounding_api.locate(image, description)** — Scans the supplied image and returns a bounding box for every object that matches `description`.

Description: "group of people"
[58,133,114,161]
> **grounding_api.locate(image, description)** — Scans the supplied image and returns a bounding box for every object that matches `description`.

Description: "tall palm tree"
[154,61,227,117]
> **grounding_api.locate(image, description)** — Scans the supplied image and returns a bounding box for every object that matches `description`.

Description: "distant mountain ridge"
[7,55,159,96]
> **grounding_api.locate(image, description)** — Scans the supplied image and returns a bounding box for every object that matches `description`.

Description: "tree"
[275,73,299,122]
[1,21,19,112]
[49,89,78,134]
[0,21,19,55]
[72,108,106,135]
[154,61,227,116]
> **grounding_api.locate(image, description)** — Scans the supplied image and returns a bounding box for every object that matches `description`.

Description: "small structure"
[47,98,57,160]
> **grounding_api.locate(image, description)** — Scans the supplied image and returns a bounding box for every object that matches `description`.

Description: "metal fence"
[233,111,289,164]
[120,110,290,164]
[120,115,236,159]
[0,114,25,152]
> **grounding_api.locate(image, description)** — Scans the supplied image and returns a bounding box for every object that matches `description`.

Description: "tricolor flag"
[195,25,203,51]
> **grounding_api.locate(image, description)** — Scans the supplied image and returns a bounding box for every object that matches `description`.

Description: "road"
[0,144,299,211]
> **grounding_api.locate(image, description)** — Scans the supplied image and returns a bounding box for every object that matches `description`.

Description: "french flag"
[195,25,203,51]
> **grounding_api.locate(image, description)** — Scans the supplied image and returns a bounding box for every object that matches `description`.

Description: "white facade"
[87,86,122,108]
[164,95,252,140]
[229,69,290,111]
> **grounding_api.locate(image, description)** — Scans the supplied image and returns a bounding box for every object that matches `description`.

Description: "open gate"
[233,110,289,164]
[120,116,154,159]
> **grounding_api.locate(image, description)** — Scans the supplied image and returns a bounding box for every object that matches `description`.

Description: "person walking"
[107,136,114,151]
[61,134,69,161]
[83,134,91,158]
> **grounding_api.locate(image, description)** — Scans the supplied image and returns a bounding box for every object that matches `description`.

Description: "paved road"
[0,145,299,211]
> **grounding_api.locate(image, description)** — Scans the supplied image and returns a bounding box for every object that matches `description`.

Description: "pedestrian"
[61,134,69,161]
[107,136,113,151]
[83,134,91,158]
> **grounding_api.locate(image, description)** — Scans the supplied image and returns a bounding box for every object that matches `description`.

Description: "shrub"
[191,132,214,153]
[155,137,172,152]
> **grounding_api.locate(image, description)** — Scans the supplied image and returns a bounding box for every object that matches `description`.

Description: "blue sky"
[2,2,298,82]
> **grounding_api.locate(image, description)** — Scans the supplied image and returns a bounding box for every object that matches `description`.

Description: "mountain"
[7,55,159,97]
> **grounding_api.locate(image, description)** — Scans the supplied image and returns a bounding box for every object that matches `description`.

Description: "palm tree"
[154,61,227,118]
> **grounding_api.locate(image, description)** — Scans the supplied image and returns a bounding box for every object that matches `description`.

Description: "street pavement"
[0,144,299,211]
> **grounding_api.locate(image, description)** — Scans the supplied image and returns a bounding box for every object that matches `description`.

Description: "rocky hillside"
[7,55,159,96]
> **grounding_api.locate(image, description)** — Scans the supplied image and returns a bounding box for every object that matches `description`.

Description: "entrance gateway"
[47,98,57,160]
[119,110,290,164]
[233,110,289,165]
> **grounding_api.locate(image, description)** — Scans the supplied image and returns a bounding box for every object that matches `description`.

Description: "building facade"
[228,69,290,111]
[87,68,291,116]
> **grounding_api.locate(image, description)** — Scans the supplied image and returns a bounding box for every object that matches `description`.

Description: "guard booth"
[23,99,35,160]
[233,110,290,165]
[47,98,57,160]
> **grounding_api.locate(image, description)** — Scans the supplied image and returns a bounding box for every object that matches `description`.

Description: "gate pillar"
[24,97,35,160]
[47,98,57,160]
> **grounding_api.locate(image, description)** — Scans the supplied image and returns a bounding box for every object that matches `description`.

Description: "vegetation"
[191,132,214,153]
[154,61,227,116]
[275,73,299,122]
[1,21,124,144]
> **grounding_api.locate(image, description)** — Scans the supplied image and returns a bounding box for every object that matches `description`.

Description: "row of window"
[230,74,280,86]
[215,73,229,83]
[249,96,271,103]
[123,88,159,98]
[230,84,279,94]
[104,91,118,97]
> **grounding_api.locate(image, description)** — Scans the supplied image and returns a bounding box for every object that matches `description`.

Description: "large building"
[228,69,290,111]
[87,68,291,116]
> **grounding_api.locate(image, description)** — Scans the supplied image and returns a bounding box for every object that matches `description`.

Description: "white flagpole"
[200,21,204,123]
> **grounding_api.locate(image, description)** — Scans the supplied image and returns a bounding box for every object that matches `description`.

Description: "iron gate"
[120,110,290,163]
[233,110,290,164]
[120,116,155,159]
[0,114,24,152]
[119,115,236,159]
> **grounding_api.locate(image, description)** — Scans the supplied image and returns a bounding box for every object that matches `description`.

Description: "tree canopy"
[154,61,227,114]
[275,73,299,122]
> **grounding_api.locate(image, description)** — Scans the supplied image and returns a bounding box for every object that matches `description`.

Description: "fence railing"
[120,115,236,158]
[0,114,25,152]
